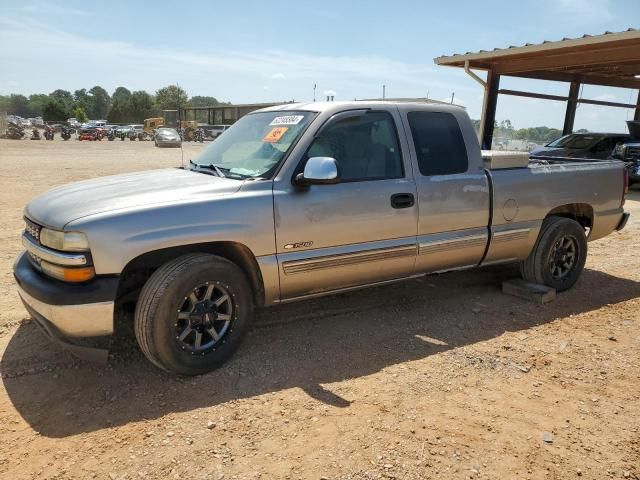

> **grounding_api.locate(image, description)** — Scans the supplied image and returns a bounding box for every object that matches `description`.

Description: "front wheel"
[520,216,587,291]
[134,254,254,375]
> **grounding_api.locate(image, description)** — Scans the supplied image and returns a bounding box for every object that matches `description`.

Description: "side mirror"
[295,157,340,186]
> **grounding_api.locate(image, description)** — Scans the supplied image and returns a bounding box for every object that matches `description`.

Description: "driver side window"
[306,111,404,182]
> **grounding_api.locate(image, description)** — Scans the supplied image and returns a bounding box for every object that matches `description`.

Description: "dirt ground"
[0,137,639,480]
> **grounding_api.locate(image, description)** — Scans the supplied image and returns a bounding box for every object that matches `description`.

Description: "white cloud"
[555,0,613,22]
[2,16,629,132]
[3,2,93,16]
[0,17,453,102]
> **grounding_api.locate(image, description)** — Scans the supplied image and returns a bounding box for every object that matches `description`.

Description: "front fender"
[66,187,276,275]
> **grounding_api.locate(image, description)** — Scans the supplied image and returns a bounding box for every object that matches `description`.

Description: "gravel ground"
[0,137,639,480]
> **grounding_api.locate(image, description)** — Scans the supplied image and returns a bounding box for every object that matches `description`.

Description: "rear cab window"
[407,112,469,176]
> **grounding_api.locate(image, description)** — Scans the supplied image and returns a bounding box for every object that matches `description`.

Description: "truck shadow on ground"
[2,265,640,438]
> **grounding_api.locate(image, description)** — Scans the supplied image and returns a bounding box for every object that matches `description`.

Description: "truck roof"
[256,101,465,115]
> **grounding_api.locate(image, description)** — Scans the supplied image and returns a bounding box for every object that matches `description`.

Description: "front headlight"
[40,229,90,252]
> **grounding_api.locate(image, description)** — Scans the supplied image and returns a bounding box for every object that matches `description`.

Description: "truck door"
[274,109,418,300]
[402,110,490,273]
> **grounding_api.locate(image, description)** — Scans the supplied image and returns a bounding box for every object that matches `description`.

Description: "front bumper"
[157,139,181,147]
[13,252,119,360]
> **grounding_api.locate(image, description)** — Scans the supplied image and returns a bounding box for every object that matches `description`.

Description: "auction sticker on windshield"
[263,127,288,143]
[270,115,304,126]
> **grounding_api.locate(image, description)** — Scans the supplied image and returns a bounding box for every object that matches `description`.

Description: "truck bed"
[481,157,625,265]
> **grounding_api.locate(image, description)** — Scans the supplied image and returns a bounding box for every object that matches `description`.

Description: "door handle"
[390,193,415,209]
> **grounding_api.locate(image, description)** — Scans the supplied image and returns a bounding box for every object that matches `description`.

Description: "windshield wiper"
[189,160,226,178]
[189,160,252,180]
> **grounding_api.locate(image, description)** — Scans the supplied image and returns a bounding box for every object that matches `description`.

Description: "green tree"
[27,94,50,117]
[130,90,156,122]
[189,95,219,107]
[0,95,9,112]
[155,84,188,111]
[112,86,132,103]
[73,105,89,123]
[107,98,131,123]
[49,89,74,112]
[74,89,90,112]
[8,94,30,116]
[500,119,514,131]
[107,87,133,123]
[88,86,110,119]
[42,99,70,121]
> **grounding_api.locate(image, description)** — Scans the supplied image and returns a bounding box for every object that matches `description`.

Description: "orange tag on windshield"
[263,127,288,143]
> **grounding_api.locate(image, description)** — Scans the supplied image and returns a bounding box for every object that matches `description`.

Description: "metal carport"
[434,29,640,149]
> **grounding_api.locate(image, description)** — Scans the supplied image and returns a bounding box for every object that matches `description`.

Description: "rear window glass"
[407,112,468,176]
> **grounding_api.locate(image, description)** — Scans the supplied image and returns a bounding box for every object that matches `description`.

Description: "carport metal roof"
[434,29,640,148]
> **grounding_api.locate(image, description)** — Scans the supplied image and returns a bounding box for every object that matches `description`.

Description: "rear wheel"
[134,254,254,375]
[520,216,587,291]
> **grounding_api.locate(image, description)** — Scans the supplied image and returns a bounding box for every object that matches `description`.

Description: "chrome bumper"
[16,284,114,337]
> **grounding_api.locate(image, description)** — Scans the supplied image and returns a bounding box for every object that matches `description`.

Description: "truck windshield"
[191,111,315,178]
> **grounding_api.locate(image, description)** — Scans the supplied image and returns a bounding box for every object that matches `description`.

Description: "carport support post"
[481,70,500,150]
[563,81,580,135]
[635,90,640,121]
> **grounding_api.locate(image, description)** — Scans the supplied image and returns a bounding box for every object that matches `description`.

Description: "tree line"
[0,85,225,124]
[470,119,580,145]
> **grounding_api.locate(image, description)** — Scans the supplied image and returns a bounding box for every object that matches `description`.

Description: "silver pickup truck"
[14,101,630,375]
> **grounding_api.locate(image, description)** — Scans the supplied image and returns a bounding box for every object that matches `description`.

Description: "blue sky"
[1,0,639,131]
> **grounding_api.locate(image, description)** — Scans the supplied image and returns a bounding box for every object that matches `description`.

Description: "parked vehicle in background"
[78,127,98,141]
[67,118,80,128]
[204,124,231,140]
[612,121,640,186]
[7,122,25,139]
[43,126,55,141]
[154,127,182,148]
[61,127,72,140]
[115,126,130,140]
[128,124,144,141]
[144,117,164,135]
[14,101,629,375]
[531,132,630,160]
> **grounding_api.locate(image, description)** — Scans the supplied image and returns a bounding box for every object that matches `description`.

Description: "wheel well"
[546,203,593,230]
[115,242,266,312]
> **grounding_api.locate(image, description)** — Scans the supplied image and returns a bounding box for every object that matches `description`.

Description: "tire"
[520,216,587,292]
[134,254,254,375]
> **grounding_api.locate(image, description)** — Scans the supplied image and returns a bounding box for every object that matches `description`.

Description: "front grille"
[27,251,42,269]
[24,218,41,242]
[24,218,43,270]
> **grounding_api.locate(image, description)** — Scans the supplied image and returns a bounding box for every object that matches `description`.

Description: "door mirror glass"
[296,157,340,185]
